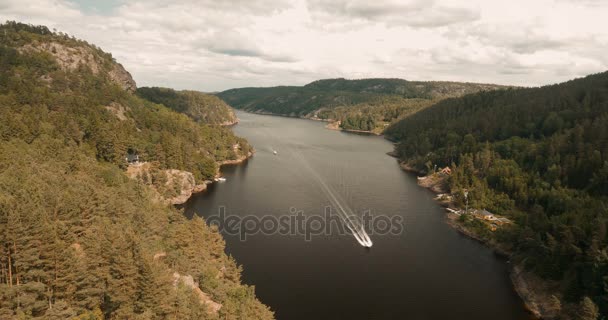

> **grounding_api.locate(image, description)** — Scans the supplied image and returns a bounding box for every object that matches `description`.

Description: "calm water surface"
[184,111,532,320]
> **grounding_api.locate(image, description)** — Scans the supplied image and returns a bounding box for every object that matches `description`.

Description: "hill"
[217,78,507,133]
[137,87,238,125]
[386,71,608,318]
[0,21,272,319]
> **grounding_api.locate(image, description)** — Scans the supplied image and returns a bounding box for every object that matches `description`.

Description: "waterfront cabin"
[126,152,140,164]
[473,209,497,221]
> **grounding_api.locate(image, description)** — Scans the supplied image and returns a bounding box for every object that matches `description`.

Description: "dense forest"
[386,72,608,318]
[217,78,506,133]
[137,87,237,125]
[317,97,434,134]
[0,21,270,319]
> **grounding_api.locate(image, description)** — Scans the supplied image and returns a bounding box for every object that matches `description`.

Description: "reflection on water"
[184,111,532,320]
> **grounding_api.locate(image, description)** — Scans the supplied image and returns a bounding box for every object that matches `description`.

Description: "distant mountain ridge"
[218,78,507,115]
[217,78,508,133]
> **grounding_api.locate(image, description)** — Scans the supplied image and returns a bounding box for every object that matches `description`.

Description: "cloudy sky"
[1,0,607,91]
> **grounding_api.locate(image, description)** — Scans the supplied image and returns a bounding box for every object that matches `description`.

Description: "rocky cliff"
[18,40,136,92]
[126,162,209,205]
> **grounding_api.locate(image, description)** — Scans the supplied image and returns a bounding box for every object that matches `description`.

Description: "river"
[184,111,532,320]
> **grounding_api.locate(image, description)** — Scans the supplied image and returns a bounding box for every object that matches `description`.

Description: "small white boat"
[273,150,278,155]
[214,177,226,182]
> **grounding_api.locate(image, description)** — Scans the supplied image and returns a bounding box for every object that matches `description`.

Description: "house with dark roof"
[126,152,139,164]
[472,209,497,221]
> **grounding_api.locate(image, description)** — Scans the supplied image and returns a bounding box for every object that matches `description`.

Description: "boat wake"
[257,126,372,247]
[292,149,372,247]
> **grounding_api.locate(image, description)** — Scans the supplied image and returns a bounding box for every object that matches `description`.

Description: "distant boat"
[214,177,226,182]
[273,150,278,155]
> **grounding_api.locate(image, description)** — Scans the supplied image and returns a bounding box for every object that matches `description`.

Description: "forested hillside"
[137,87,238,125]
[386,72,608,317]
[218,78,506,133]
[0,21,271,319]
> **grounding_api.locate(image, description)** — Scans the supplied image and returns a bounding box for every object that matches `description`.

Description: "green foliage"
[217,78,506,132]
[387,71,608,317]
[137,87,237,125]
[0,22,251,181]
[0,22,271,319]
[577,297,599,320]
[320,97,434,133]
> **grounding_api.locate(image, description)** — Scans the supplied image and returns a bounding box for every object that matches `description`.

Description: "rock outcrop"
[510,264,562,319]
[219,112,239,126]
[164,168,207,204]
[218,151,253,166]
[126,149,253,205]
[400,162,449,194]
[104,102,129,121]
[126,162,208,205]
[173,272,222,314]
[19,41,136,92]
[108,63,137,92]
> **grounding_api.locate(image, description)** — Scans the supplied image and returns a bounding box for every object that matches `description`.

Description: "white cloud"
[307,0,480,28]
[0,0,606,91]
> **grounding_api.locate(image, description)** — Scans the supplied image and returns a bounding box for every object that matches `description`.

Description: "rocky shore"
[126,150,254,205]
[510,264,562,319]
[220,119,239,126]
[126,162,210,205]
[218,150,253,166]
[397,160,562,319]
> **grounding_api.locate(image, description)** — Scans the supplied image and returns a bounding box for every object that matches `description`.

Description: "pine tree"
[578,297,599,320]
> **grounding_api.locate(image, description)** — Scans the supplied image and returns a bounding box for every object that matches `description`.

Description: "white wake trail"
[290,149,372,247]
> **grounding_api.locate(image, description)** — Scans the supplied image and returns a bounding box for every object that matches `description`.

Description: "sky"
[1,0,607,91]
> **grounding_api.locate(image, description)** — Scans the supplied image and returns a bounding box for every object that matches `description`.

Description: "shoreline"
[172,149,255,206]
[218,150,254,167]
[236,109,382,136]
[226,109,560,319]
[219,118,239,126]
[179,150,255,203]
[324,120,382,135]
[207,150,254,182]
[189,149,253,197]
[397,160,561,319]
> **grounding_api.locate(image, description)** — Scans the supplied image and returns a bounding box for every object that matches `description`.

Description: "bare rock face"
[20,42,97,72]
[510,264,562,319]
[126,162,207,205]
[19,41,136,92]
[173,272,222,314]
[219,110,239,126]
[164,168,201,204]
[108,63,137,93]
[104,102,129,121]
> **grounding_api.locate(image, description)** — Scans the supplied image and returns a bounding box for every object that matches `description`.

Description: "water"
[184,111,532,320]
